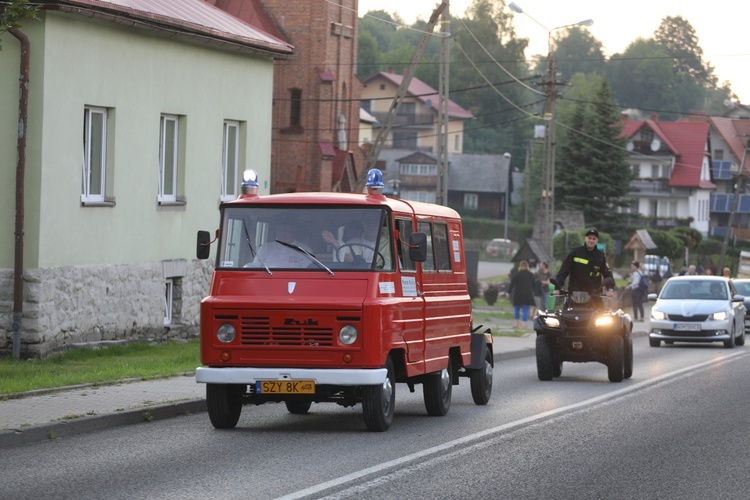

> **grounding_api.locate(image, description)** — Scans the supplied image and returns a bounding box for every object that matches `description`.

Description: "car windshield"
[217,206,394,271]
[661,280,727,300]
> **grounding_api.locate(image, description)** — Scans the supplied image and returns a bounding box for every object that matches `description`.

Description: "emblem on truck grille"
[288,282,296,294]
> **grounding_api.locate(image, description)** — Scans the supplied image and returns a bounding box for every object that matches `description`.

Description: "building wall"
[267,0,360,193]
[0,12,277,356]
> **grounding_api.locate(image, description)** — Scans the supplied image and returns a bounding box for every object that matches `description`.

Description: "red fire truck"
[195,169,493,431]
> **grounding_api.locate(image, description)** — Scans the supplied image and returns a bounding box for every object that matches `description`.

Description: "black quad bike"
[533,278,633,383]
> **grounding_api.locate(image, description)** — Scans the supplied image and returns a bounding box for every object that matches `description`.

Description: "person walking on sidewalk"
[628,260,646,322]
[507,260,536,329]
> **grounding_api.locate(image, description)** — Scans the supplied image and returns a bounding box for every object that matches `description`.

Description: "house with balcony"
[701,116,750,239]
[360,71,473,154]
[620,118,714,236]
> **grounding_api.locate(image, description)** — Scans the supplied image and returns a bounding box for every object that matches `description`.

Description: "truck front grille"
[239,316,335,346]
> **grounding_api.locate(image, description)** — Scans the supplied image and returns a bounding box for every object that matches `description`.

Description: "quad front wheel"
[362,356,395,431]
[624,334,633,379]
[536,334,556,381]
[607,336,624,383]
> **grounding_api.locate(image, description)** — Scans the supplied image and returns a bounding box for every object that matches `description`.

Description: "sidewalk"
[0,312,651,449]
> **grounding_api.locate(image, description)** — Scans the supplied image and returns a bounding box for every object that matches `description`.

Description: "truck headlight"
[338,325,358,345]
[216,323,236,343]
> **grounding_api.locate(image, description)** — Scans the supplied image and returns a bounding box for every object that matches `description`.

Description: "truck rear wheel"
[423,361,453,416]
[470,349,493,405]
[362,356,395,432]
[206,383,245,429]
[607,336,624,383]
[536,334,555,381]
[285,400,312,414]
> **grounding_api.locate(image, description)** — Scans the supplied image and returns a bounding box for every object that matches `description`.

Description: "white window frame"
[164,279,174,325]
[464,193,478,209]
[159,114,179,203]
[82,106,107,203]
[221,120,240,202]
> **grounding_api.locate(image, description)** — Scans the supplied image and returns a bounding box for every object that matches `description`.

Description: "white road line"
[277,351,746,500]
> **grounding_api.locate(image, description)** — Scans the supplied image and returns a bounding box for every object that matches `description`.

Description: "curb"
[0,399,206,450]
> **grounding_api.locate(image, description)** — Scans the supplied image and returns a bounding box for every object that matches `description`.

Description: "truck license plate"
[256,380,315,394]
[674,323,701,331]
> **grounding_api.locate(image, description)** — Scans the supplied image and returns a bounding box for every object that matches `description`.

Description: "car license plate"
[256,380,315,394]
[674,323,701,331]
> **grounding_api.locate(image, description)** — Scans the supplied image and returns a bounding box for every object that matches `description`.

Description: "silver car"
[731,278,750,334]
[648,276,746,348]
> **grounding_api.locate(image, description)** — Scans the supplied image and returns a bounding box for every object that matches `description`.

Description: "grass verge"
[0,340,199,396]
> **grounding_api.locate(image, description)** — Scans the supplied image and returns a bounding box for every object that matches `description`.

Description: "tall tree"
[533,27,606,82]
[555,78,632,233]
[607,38,680,119]
[654,16,712,84]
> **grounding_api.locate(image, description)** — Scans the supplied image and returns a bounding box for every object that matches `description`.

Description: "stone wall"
[0,260,213,358]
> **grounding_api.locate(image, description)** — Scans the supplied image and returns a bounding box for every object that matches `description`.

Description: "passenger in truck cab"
[251,218,313,268]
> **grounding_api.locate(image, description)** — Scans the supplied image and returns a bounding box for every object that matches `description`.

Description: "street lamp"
[509,2,593,258]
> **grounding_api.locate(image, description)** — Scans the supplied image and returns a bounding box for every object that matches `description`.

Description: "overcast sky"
[358,0,750,105]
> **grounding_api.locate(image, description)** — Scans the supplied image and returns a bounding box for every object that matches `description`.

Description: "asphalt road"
[2,339,748,500]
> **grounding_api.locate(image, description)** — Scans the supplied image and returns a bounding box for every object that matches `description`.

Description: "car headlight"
[543,317,560,328]
[711,311,728,321]
[216,323,236,343]
[651,310,666,321]
[338,325,358,345]
[594,316,613,327]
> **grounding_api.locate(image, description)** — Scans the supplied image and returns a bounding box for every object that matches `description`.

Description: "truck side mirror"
[408,232,428,262]
[197,230,211,260]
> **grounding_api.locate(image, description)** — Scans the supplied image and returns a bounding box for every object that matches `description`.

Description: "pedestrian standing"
[507,260,537,329]
[535,261,552,311]
[628,261,645,322]
[722,266,732,279]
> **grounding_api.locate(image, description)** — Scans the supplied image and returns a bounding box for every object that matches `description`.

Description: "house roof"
[620,119,713,189]
[44,0,294,56]
[364,71,474,120]
[511,239,553,266]
[707,117,750,175]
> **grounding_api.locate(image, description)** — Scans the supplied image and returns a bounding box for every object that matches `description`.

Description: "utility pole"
[539,49,557,258]
[718,136,750,269]
[436,2,451,206]
[354,2,447,193]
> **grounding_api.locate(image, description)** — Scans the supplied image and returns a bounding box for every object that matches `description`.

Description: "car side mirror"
[408,232,428,262]
[197,230,212,259]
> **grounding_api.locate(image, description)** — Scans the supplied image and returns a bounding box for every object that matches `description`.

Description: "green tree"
[555,79,632,233]
[0,0,38,49]
[647,229,684,262]
[533,27,606,82]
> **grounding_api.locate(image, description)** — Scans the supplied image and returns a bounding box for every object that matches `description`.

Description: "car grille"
[667,314,708,322]
[239,316,335,346]
[560,315,592,336]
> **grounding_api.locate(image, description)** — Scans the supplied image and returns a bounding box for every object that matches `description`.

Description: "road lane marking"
[278,351,746,499]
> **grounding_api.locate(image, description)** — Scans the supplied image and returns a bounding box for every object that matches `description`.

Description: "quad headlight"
[542,317,560,328]
[216,323,236,343]
[338,325,358,345]
[594,316,614,327]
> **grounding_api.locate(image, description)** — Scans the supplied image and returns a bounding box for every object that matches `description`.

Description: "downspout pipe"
[11,29,29,359]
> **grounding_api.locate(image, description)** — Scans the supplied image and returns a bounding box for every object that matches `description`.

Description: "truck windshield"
[217,206,394,271]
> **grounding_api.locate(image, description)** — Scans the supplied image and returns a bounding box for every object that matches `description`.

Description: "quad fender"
[467,330,493,369]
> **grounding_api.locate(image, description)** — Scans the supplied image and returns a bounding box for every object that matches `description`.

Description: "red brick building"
[217,0,362,193]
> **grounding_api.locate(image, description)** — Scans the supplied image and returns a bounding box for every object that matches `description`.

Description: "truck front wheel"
[362,356,395,432]
[206,383,245,429]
